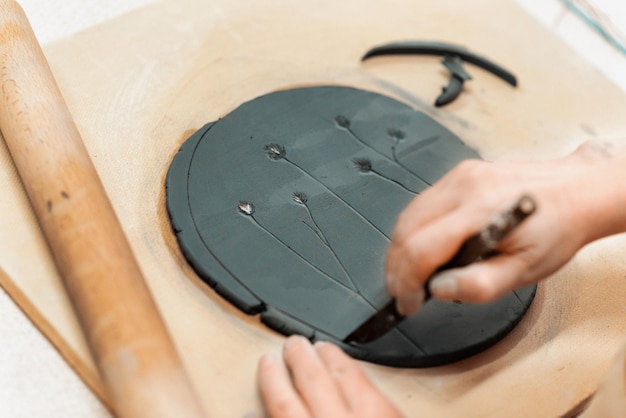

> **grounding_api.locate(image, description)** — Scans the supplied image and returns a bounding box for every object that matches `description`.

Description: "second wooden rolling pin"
[0,2,206,417]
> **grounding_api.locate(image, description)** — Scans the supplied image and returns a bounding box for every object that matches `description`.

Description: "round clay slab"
[166,86,536,367]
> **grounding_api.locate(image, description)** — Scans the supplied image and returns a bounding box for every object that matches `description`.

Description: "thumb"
[428,255,531,303]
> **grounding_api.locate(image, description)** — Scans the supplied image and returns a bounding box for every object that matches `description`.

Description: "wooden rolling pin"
[0,2,206,417]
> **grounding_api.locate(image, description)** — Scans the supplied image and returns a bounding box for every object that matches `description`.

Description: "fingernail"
[284,335,310,352]
[261,352,278,365]
[429,272,458,298]
[396,287,425,316]
[313,340,329,348]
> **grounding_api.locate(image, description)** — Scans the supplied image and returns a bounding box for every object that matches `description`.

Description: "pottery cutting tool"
[0,2,205,417]
[344,194,537,345]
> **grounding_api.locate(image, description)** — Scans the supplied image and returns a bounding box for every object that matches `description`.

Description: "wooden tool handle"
[0,2,206,417]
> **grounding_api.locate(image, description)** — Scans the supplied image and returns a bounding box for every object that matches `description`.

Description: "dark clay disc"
[166,86,536,367]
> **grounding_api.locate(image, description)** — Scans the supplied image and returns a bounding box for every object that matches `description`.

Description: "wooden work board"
[2,0,626,416]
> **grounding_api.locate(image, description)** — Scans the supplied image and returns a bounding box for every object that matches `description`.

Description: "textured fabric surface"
[518,0,626,92]
[2,0,626,417]
[19,0,154,44]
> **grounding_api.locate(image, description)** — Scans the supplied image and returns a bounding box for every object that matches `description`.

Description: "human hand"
[257,336,402,418]
[385,140,626,315]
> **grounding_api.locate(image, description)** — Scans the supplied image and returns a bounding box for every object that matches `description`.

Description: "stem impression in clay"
[264,143,390,240]
[334,115,432,186]
[352,158,417,195]
[292,191,358,291]
[237,200,356,292]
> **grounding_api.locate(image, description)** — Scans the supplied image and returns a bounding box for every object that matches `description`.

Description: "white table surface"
[2,1,626,416]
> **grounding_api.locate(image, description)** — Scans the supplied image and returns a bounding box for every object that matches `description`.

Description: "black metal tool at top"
[343,194,537,345]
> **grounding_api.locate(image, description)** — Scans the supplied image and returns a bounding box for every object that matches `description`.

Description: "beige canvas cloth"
[2,0,626,416]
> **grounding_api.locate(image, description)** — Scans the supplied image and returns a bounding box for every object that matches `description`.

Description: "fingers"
[258,337,402,418]
[428,254,532,303]
[282,336,347,417]
[313,342,380,410]
[314,342,402,417]
[386,160,513,314]
[390,181,459,244]
[257,351,311,418]
[389,204,542,307]
[385,154,607,309]
[389,160,489,244]
[386,208,490,315]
